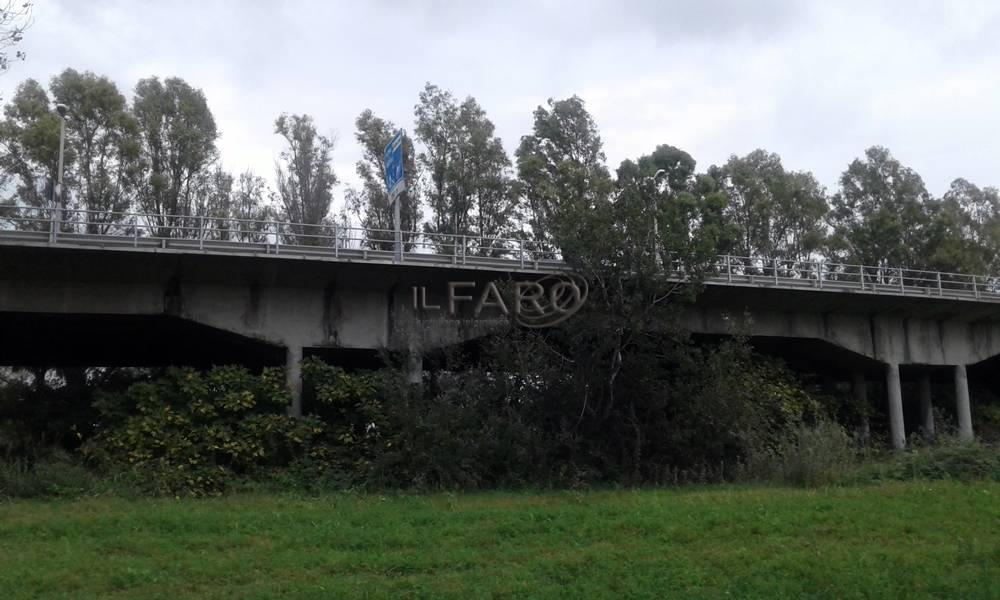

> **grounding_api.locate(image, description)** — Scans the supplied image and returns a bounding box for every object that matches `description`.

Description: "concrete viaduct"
[2,213,999,449]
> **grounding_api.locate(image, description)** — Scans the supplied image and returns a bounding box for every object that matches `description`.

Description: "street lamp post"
[49,103,68,242]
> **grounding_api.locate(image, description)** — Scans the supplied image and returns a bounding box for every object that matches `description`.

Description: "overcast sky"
[4,0,999,210]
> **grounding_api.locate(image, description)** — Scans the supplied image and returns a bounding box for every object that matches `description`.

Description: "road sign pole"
[383,129,406,264]
[394,192,403,262]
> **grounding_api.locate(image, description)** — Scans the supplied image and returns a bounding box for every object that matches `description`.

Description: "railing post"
[199,215,205,250]
[49,207,58,243]
[937,271,943,296]
[462,235,467,265]
[519,239,525,270]
[333,223,339,258]
[133,214,138,247]
[899,268,905,294]
[273,222,279,255]
[859,265,865,291]
[773,258,779,285]
[725,255,732,282]
[817,261,823,289]
[973,275,980,299]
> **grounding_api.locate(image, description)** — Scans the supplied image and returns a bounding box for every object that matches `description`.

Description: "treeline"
[3,68,999,271]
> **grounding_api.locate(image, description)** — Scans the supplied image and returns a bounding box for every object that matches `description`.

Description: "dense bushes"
[302,357,549,489]
[853,438,1000,483]
[740,422,857,487]
[0,451,99,499]
[0,367,137,460]
[0,335,843,496]
[81,366,325,496]
[295,336,841,491]
[4,345,999,498]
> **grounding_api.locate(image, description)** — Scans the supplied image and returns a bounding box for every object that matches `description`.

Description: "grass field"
[1,482,998,599]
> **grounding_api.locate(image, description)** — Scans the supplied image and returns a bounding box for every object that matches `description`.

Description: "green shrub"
[740,421,857,487]
[302,357,548,490]
[0,452,98,499]
[83,366,325,496]
[976,403,1000,443]
[853,438,1000,483]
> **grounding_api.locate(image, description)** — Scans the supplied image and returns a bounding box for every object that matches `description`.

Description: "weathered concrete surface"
[955,365,974,441]
[0,245,514,353]
[886,363,906,449]
[684,288,1000,367]
[6,246,1000,366]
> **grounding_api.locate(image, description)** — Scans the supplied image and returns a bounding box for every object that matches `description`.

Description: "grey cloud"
[3,0,999,202]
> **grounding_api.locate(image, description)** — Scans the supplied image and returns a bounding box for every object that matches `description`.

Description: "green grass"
[1,482,999,599]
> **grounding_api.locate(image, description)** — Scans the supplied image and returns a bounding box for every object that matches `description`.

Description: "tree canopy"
[346,109,421,250]
[133,76,218,234]
[273,113,337,242]
[1,67,999,282]
[827,146,931,268]
[516,96,612,253]
[414,82,518,255]
[709,149,827,262]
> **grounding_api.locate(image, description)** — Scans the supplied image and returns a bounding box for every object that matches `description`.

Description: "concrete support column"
[407,352,423,386]
[954,364,974,442]
[286,345,303,418]
[918,372,934,441]
[886,363,906,450]
[851,371,870,444]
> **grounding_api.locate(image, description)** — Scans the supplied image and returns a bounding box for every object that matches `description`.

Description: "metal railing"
[0,205,566,272]
[705,255,1000,302]
[1,206,998,302]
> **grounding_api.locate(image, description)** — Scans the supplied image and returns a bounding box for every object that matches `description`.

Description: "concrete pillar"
[407,352,423,386]
[954,364,974,442]
[917,372,934,441]
[851,371,870,444]
[886,363,906,450]
[286,345,303,418]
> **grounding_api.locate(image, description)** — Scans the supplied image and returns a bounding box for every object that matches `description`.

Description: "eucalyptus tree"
[709,149,827,264]
[827,146,931,269]
[922,178,1000,275]
[345,109,421,250]
[414,83,518,256]
[132,76,218,237]
[515,95,612,254]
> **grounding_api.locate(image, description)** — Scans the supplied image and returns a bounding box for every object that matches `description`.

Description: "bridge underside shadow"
[0,312,285,369]
[692,333,884,377]
[722,333,997,394]
[694,332,997,443]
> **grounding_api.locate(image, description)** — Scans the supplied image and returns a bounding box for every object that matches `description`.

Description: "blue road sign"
[384,129,405,204]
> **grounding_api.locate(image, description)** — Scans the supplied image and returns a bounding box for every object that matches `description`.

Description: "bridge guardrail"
[705,255,998,302]
[1,206,998,302]
[0,205,568,272]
